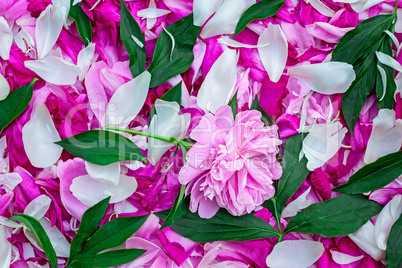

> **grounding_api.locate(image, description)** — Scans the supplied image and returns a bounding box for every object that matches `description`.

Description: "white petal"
[70,174,138,207]
[14,26,35,53]
[281,187,311,218]
[0,216,23,229]
[302,121,348,171]
[104,71,151,128]
[197,48,238,113]
[0,173,22,192]
[330,250,364,265]
[193,0,224,26]
[73,0,82,5]
[24,218,70,258]
[148,99,191,165]
[0,73,9,101]
[349,0,387,12]
[266,240,325,268]
[0,17,12,60]
[374,195,402,250]
[24,195,52,220]
[309,0,335,17]
[0,225,11,268]
[288,62,356,94]
[218,36,270,48]
[137,8,171,19]
[85,161,121,186]
[25,56,80,86]
[77,43,96,81]
[22,104,63,168]
[364,109,402,164]
[396,9,402,33]
[36,4,67,59]
[377,65,387,101]
[200,0,255,39]
[376,51,402,73]
[258,23,288,83]
[348,221,385,261]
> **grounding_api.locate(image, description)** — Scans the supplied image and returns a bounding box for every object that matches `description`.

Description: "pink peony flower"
[179,105,282,218]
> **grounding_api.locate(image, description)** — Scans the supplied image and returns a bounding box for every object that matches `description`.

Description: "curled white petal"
[330,250,364,265]
[258,23,288,83]
[24,195,52,220]
[376,51,402,73]
[364,109,402,164]
[302,121,348,171]
[148,99,190,165]
[200,0,255,39]
[193,0,224,26]
[36,4,67,59]
[137,8,171,19]
[85,161,121,186]
[0,17,12,60]
[25,56,80,86]
[197,48,238,113]
[281,187,311,218]
[218,36,270,48]
[348,221,385,261]
[288,62,356,94]
[70,174,138,207]
[104,71,151,128]
[77,43,96,81]
[22,104,63,168]
[308,0,335,17]
[0,73,10,101]
[14,26,35,53]
[266,240,325,268]
[374,195,402,250]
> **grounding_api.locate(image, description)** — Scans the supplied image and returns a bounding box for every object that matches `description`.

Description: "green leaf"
[341,52,377,134]
[333,151,402,194]
[156,199,279,243]
[264,134,309,217]
[385,214,402,268]
[69,197,110,262]
[332,14,394,64]
[73,249,146,268]
[159,184,187,230]
[376,35,397,110]
[250,95,274,126]
[148,81,182,125]
[284,194,382,237]
[234,0,284,37]
[79,215,149,256]
[55,130,146,165]
[120,0,146,78]
[228,90,238,119]
[9,215,57,268]
[0,79,36,133]
[69,4,92,46]
[148,14,200,88]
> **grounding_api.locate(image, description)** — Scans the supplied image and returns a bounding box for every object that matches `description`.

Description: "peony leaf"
[156,199,279,243]
[385,215,402,268]
[9,215,57,268]
[79,215,149,256]
[250,95,274,126]
[341,52,377,135]
[148,81,182,125]
[0,79,36,133]
[234,0,284,37]
[332,14,394,65]
[159,185,187,230]
[264,134,309,218]
[148,14,200,88]
[69,3,92,46]
[228,90,238,119]
[55,130,146,165]
[284,194,383,237]
[334,151,402,194]
[120,0,146,78]
[71,249,146,268]
[69,197,110,262]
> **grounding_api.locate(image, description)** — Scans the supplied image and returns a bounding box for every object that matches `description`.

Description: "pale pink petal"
[0,225,11,268]
[22,104,63,168]
[306,22,353,43]
[0,17,12,60]
[266,240,325,268]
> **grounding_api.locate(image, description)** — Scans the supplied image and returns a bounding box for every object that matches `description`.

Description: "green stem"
[394,0,399,16]
[106,126,176,145]
[277,233,284,243]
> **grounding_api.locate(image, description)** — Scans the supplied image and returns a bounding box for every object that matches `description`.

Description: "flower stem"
[106,126,176,145]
